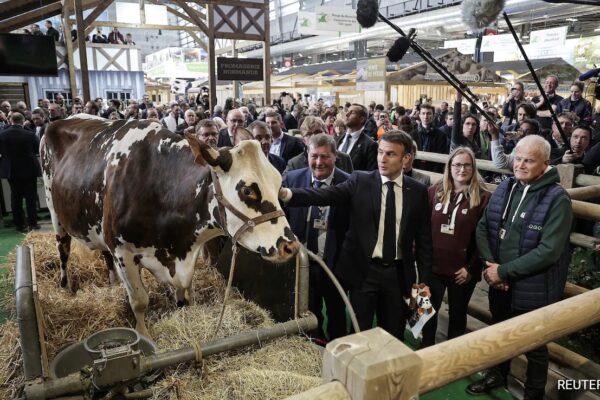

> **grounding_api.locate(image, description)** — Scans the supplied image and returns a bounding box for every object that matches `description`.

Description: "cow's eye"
[241,187,253,197]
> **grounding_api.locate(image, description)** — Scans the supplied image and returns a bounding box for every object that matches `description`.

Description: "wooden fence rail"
[286,289,600,400]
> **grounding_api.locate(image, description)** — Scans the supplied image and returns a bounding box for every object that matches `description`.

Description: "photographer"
[502,82,527,126]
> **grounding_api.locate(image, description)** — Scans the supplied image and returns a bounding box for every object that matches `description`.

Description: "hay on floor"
[0,232,321,400]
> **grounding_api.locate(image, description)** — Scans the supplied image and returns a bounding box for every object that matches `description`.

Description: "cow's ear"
[186,133,209,166]
[185,133,232,172]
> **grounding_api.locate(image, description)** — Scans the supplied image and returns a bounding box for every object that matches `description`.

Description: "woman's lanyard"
[441,192,463,234]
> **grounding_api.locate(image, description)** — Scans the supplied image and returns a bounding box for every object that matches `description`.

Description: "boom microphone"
[356,0,380,28]
[387,30,415,62]
[461,0,505,31]
[578,68,600,81]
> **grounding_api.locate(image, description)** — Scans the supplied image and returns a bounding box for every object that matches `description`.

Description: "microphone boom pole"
[375,12,497,125]
[502,11,570,150]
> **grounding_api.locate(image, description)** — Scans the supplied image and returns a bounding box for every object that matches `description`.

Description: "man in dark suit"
[248,121,286,174]
[217,108,245,147]
[280,131,432,340]
[283,133,350,341]
[0,113,42,232]
[265,111,304,163]
[337,104,378,171]
[283,104,303,131]
[285,116,353,174]
[30,109,48,140]
[45,20,60,42]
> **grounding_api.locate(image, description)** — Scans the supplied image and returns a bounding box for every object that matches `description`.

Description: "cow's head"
[187,134,299,263]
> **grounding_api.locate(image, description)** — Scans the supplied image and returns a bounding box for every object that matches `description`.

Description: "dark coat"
[283,113,299,130]
[284,167,350,270]
[336,132,377,171]
[288,170,432,293]
[268,153,286,174]
[217,128,233,147]
[273,133,305,163]
[285,150,354,175]
[0,125,42,179]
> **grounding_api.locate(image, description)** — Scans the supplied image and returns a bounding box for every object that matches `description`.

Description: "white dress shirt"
[339,128,363,154]
[372,173,403,260]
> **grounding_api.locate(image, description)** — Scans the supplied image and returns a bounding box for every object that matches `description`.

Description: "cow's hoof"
[176,300,185,308]
[59,276,68,288]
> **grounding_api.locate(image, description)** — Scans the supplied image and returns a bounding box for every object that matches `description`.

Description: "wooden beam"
[88,20,201,32]
[187,31,208,51]
[62,1,79,102]
[75,0,90,101]
[171,0,209,34]
[147,0,194,25]
[215,32,264,41]
[0,0,101,33]
[263,4,270,105]
[0,0,59,22]
[140,0,146,24]
[0,3,62,33]
[83,0,113,35]
[207,3,217,114]
[205,0,268,9]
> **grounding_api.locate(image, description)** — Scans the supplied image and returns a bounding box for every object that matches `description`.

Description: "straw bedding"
[0,232,321,400]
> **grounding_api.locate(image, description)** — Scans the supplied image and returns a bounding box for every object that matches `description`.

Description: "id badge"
[440,224,454,235]
[499,228,507,240]
[313,218,328,230]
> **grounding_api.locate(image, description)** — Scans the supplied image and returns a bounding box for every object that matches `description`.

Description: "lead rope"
[212,242,240,339]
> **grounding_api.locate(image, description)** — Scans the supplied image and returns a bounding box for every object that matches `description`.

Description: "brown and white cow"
[41,114,299,336]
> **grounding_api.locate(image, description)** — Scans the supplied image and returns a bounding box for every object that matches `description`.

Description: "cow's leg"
[114,248,150,337]
[56,233,72,289]
[101,251,117,285]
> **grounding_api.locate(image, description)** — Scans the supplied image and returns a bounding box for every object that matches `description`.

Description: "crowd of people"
[0,74,597,399]
[24,20,136,45]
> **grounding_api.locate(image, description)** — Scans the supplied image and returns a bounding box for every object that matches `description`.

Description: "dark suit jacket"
[337,132,377,171]
[0,125,42,179]
[285,150,353,175]
[283,113,298,130]
[268,153,286,174]
[288,171,432,293]
[284,167,350,270]
[217,128,233,147]
[273,133,305,163]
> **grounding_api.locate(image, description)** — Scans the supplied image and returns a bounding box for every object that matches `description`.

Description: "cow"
[40,114,299,337]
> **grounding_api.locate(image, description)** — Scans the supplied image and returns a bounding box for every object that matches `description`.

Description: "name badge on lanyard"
[499,228,507,240]
[441,224,454,235]
[313,218,328,230]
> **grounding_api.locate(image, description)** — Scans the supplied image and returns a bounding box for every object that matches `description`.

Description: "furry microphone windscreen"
[461,0,505,31]
[356,0,379,28]
[387,37,411,62]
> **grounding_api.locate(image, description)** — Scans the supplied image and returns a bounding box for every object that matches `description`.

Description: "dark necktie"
[307,180,324,253]
[382,181,396,264]
[340,134,352,153]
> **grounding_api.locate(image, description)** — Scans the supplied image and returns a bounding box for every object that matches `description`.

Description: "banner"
[217,57,263,81]
[315,6,360,33]
[357,58,386,91]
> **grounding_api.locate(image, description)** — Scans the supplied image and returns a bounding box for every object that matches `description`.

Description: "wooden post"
[232,40,239,100]
[62,1,78,103]
[566,185,600,200]
[322,328,422,400]
[207,3,217,113]
[286,381,351,400]
[139,0,145,24]
[74,0,90,102]
[556,163,582,189]
[262,0,271,106]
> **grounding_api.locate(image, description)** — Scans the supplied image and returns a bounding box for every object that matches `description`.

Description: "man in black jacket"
[265,111,304,163]
[45,20,60,42]
[0,113,42,232]
[337,104,377,171]
[280,131,432,340]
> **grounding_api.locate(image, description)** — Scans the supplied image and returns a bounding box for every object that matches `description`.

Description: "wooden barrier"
[286,288,600,399]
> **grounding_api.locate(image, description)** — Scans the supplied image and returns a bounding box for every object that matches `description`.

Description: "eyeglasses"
[228,119,244,124]
[451,163,473,170]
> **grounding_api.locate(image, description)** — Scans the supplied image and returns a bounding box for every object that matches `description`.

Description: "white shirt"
[372,173,403,260]
[270,134,282,156]
[339,128,363,154]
